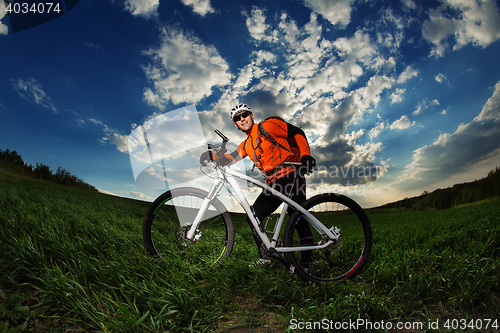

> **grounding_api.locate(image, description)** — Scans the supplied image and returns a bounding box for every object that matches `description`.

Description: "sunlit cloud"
[393,80,500,191]
[435,73,447,84]
[0,4,8,35]
[11,78,57,112]
[390,88,406,104]
[88,118,129,153]
[423,0,500,57]
[142,27,232,106]
[124,0,159,18]
[413,98,440,116]
[389,115,414,131]
[303,0,354,28]
[180,0,215,16]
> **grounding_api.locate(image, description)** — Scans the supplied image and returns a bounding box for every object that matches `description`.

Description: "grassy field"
[1,170,499,332]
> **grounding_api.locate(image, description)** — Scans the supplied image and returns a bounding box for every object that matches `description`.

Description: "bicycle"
[143,130,372,283]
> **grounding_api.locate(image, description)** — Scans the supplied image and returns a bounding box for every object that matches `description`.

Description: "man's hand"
[199,151,214,166]
[300,155,316,175]
[200,151,234,166]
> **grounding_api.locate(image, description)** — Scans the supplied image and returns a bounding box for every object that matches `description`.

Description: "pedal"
[268,248,291,269]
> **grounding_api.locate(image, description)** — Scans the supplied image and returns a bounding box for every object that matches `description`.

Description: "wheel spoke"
[284,194,372,282]
[143,188,234,269]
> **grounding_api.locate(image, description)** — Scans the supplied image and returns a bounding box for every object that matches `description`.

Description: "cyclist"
[201,104,316,265]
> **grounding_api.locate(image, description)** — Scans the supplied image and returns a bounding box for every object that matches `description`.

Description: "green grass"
[1,171,499,332]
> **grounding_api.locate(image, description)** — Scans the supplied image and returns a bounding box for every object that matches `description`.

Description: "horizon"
[2,145,498,209]
[1,0,499,208]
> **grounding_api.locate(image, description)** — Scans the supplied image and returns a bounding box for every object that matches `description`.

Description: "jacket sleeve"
[287,123,311,157]
[229,140,247,161]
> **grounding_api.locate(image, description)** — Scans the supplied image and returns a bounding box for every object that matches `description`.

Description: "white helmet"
[230,104,251,120]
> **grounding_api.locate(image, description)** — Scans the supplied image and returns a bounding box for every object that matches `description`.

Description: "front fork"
[185,177,224,240]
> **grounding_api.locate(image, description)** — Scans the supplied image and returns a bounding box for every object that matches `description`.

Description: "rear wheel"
[143,187,234,268]
[283,193,372,282]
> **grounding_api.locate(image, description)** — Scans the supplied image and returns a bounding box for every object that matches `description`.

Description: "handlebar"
[200,130,230,167]
[215,129,229,142]
[215,129,228,154]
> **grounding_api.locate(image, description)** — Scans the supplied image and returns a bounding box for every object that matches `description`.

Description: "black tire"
[283,193,372,282]
[143,187,234,268]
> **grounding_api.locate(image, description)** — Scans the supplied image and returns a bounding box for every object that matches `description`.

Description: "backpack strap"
[258,117,294,154]
[243,136,258,171]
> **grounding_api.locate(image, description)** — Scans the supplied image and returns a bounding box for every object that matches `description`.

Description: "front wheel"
[283,193,372,282]
[143,187,234,268]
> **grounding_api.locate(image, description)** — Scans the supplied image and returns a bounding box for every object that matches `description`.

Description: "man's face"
[233,111,254,133]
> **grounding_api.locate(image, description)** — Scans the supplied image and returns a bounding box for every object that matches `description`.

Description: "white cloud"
[413,98,440,115]
[375,8,407,54]
[124,0,159,18]
[390,88,406,104]
[401,0,417,11]
[109,133,130,153]
[369,121,386,139]
[87,118,127,152]
[389,115,414,130]
[303,0,354,27]
[435,73,447,84]
[394,80,500,191]
[413,105,423,116]
[253,50,277,66]
[423,0,500,57]
[368,114,414,138]
[397,65,419,84]
[333,31,378,67]
[0,4,8,35]
[11,78,57,112]
[246,7,275,43]
[127,191,155,201]
[475,81,500,121]
[143,88,165,110]
[344,129,365,146]
[180,0,215,16]
[283,13,326,91]
[142,27,232,106]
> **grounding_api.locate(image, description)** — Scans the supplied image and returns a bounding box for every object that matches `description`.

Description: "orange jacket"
[233,117,311,182]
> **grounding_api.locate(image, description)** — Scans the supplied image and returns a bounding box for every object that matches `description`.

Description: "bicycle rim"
[284,194,372,282]
[143,188,234,269]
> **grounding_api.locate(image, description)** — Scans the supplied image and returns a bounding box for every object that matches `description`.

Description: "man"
[203,103,316,265]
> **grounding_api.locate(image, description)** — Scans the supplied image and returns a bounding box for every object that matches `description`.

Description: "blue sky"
[1,0,499,208]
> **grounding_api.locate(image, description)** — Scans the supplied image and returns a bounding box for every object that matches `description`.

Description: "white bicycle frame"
[186,165,340,253]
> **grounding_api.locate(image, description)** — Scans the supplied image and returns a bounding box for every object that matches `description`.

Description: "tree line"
[0,148,98,192]
[380,167,500,210]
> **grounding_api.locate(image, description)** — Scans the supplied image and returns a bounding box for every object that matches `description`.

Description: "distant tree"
[33,163,53,180]
[1,148,98,192]
[54,167,72,184]
[0,149,32,175]
[0,149,24,165]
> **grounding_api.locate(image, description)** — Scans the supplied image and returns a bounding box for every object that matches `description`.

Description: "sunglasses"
[233,111,252,122]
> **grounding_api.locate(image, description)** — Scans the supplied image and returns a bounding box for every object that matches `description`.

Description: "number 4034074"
[5,2,62,14]
[443,318,498,330]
